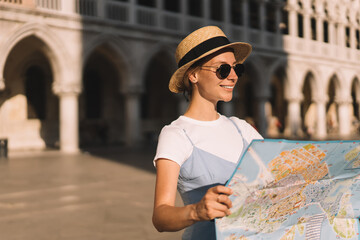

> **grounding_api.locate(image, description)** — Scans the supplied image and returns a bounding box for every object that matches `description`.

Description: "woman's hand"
[193,185,233,221]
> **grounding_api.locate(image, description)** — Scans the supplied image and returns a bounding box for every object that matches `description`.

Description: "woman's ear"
[188,71,198,84]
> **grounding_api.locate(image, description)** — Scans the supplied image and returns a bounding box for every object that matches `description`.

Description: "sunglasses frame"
[200,64,244,80]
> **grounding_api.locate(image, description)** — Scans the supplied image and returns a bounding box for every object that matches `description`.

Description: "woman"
[152,26,262,240]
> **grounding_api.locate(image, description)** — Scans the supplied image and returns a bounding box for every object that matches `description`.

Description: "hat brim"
[169,42,252,93]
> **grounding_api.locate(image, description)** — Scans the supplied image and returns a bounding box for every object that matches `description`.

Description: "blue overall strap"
[227,117,250,159]
[182,129,195,146]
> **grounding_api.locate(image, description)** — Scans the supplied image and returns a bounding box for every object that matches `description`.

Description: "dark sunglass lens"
[234,64,244,77]
[217,64,231,79]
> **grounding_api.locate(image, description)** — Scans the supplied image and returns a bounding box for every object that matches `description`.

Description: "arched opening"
[326,75,339,134]
[80,48,124,146]
[141,50,178,141]
[351,78,360,132]
[301,72,315,137]
[25,66,46,120]
[2,36,58,149]
[233,62,257,130]
[268,68,286,137]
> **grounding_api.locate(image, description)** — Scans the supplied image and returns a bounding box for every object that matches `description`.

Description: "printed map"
[215,139,360,240]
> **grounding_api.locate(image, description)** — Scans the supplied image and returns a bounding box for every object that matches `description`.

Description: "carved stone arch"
[0,22,68,90]
[300,71,317,131]
[244,54,269,97]
[268,58,288,135]
[351,76,360,120]
[140,43,178,141]
[82,35,132,92]
[140,42,176,88]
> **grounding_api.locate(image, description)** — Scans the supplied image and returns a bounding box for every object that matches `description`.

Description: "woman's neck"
[184,97,219,121]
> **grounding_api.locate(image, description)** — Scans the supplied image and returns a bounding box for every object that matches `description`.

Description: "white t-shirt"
[154,114,263,166]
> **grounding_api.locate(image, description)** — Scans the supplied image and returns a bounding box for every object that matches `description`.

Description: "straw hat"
[169,26,252,93]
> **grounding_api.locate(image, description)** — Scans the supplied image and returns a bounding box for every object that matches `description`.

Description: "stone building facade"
[0,0,359,153]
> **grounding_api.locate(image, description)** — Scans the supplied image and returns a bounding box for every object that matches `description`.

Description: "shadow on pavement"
[81,143,158,174]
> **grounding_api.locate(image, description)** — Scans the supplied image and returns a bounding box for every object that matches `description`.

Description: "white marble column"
[337,22,346,47]
[123,88,142,146]
[316,15,324,42]
[337,99,352,137]
[328,20,335,45]
[284,97,302,138]
[62,0,76,14]
[58,90,80,153]
[314,98,327,139]
[287,0,298,37]
[350,24,357,49]
[303,11,311,40]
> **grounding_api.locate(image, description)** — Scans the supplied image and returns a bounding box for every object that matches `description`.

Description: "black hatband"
[178,36,230,68]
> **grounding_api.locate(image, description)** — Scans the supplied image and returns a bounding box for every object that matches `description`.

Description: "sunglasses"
[200,64,244,79]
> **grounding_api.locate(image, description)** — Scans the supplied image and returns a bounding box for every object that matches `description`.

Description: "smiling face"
[189,49,238,104]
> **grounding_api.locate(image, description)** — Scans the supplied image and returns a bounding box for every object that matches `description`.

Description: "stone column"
[256,97,269,137]
[259,0,266,45]
[316,15,324,42]
[314,98,327,139]
[284,97,302,138]
[350,24,357,49]
[129,0,136,24]
[287,0,298,37]
[303,10,311,40]
[62,0,76,14]
[203,0,210,25]
[328,19,335,45]
[54,84,81,153]
[242,0,249,42]
[177,95,188,116]
[180,0,188,31]
[275,2,282,46]
[337,99,352,137]
[156,0,164,28]
[97,0,106,18]
[222,101,234,117]
[223,0,230,34]
[123,87,142,146]
[337,22,346,47]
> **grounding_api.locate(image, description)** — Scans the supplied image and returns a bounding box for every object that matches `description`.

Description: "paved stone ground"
[0,146,183,240]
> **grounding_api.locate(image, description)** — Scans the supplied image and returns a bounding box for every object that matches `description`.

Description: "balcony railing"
[1,0,359,63]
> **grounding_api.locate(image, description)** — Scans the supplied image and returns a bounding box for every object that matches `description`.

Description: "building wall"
[0,0,359,152]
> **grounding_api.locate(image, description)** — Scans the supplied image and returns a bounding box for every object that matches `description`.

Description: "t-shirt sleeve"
[153,125,193,167]
[229,117,263,144]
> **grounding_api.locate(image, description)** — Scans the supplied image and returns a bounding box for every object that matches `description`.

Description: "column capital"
[285,96,303,103]
[53,82,81,96]
[312,96,328,104]
[335,97,352,105]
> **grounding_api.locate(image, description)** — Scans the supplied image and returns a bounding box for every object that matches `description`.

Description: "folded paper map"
[215,139,360,240]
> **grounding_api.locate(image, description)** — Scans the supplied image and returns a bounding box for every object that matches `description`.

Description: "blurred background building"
[0,0,359,153]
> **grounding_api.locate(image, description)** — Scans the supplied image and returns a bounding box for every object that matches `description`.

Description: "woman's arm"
[152,158,233,232]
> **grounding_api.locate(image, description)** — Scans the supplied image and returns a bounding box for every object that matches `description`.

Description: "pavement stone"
[0,146,183,240]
